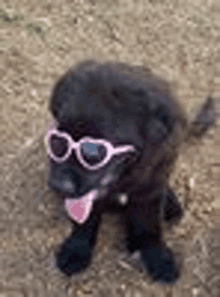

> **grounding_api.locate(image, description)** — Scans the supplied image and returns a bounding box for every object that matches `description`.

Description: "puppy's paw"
[56,235,92,276]
[141,246,179,284]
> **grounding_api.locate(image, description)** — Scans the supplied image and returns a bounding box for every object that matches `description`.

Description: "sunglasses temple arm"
[114,145,135,154]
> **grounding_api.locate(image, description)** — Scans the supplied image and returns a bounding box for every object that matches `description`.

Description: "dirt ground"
[1,0,220,296]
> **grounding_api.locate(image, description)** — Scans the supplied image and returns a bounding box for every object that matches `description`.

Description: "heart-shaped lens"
[80,142,107,166]
[50,134,69,158]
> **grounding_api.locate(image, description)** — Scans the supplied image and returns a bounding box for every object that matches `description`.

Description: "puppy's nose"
[48,178,75,195]
[63,179,75,191]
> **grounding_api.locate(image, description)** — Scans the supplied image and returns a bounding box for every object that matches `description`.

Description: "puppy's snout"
[48,177,75,195]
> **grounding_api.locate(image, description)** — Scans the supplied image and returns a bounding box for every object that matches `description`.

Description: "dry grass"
[1,0,220,296]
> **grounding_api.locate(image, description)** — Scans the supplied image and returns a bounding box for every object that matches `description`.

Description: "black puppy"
[46,60,215,283]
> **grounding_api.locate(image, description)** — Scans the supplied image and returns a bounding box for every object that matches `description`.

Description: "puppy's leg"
[125,191,179,283]
[163,188,183,224]
[56,211,101,276]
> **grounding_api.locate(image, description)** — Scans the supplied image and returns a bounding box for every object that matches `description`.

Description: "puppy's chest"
[103,191,130,212]
[115,192,129,206]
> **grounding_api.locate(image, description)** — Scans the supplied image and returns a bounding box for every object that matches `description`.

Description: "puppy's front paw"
[141,246,179,284]
[56,235,92,276]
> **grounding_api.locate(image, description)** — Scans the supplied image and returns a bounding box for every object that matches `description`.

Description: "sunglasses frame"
[45,126,136,171]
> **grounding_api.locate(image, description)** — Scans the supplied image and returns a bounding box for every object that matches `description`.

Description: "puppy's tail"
[187,96,217,140]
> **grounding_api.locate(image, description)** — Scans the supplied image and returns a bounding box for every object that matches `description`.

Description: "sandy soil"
[1,0,220,296]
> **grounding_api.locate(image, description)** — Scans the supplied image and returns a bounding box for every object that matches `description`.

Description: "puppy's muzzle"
[48,177,75,196]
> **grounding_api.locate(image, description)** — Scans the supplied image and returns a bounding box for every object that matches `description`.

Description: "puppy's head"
[46,60,186,224]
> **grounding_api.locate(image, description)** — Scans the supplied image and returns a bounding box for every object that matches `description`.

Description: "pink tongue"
[65,190,98,224]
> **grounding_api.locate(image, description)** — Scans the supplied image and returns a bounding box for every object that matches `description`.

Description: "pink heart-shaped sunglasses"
[45,123,136,171]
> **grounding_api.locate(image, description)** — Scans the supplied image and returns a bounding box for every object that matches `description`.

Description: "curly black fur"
[47,60,216,283]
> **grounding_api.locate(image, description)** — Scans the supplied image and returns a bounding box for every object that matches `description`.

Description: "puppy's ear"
[49,60,99,121]
[49,70,84,122]
[49,70,72,120]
